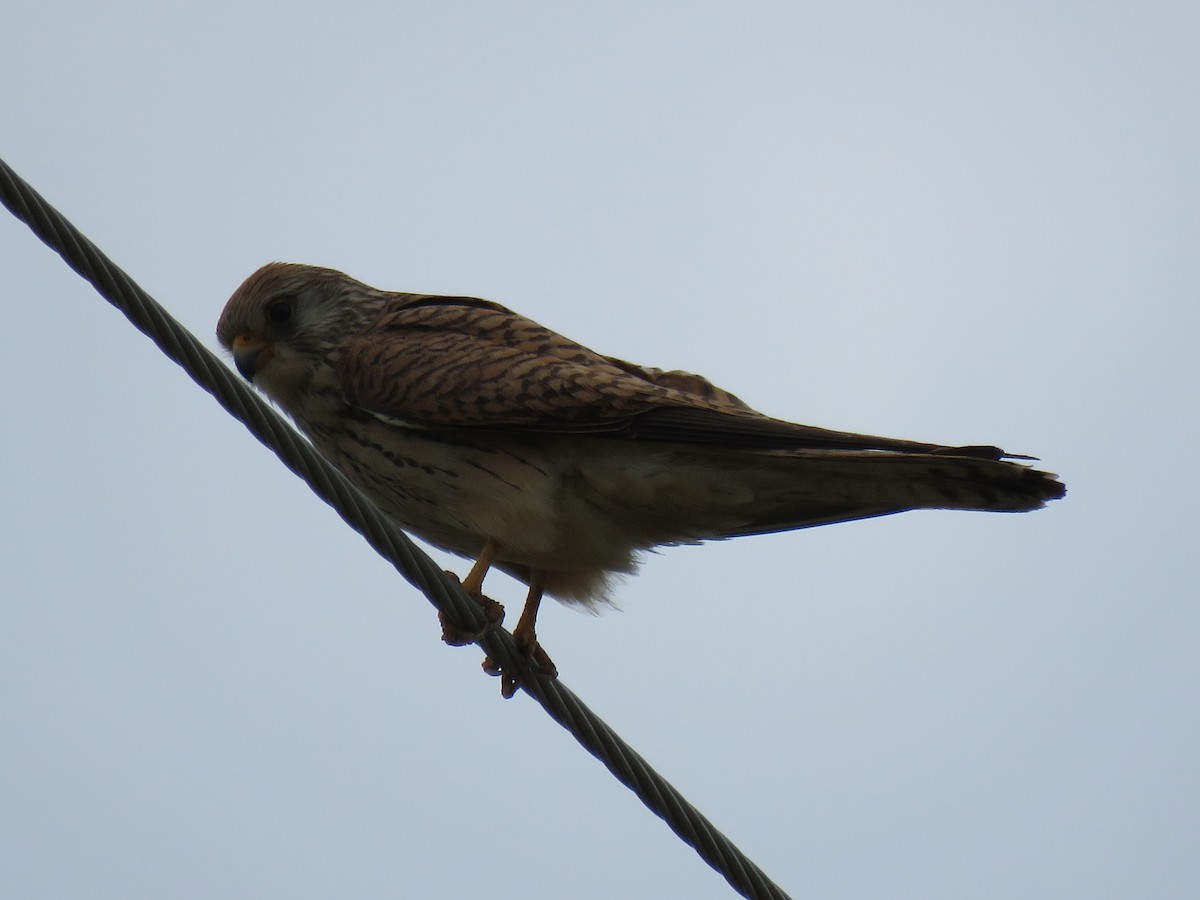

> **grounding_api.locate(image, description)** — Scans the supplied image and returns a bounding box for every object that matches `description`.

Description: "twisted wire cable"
[0,156,793,900]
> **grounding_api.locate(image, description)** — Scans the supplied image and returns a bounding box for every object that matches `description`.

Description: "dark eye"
[267,300,293,324]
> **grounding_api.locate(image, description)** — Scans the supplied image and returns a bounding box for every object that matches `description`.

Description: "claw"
[438,566,505,645]
[439,538,505,643]
[480,572,557,697]
[439,542,559,698]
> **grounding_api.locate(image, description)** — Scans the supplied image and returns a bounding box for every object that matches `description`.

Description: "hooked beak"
[231,334,273,382]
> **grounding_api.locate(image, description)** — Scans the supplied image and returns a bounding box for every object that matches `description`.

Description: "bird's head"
[217,262,383,408]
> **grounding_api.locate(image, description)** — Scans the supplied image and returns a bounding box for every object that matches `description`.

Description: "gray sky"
[2,3,1197,898]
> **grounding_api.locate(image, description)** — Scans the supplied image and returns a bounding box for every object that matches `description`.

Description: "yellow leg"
[514,572,557,680]
[512,571,545,656]
[462,538,501,595]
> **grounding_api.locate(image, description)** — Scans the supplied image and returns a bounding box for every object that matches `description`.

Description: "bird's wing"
[339,295,690,429]
[338,295,1011,459]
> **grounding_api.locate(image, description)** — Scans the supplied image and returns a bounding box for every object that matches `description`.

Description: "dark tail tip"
[1039,471,1067,502]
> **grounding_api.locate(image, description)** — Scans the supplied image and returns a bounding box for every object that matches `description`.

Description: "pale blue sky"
[3,3,1197,898]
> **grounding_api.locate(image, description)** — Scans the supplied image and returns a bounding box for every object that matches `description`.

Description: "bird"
[217,262,1065,695]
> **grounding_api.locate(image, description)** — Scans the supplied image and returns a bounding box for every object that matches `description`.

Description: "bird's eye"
[267,300,293,324]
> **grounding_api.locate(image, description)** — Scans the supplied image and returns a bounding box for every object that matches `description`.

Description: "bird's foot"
[482,636,558,699]
[438,571,505,645]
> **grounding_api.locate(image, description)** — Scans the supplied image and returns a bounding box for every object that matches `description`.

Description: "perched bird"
[218,263,1064,692]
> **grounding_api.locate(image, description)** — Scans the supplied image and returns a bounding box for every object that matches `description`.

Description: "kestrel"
[218,263,1065,693]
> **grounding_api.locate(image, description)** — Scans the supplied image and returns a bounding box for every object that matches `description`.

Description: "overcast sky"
[3,3,1197,899]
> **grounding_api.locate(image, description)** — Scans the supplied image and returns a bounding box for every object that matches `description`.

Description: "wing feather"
[339,296,756,429]
[338,296,1023,460]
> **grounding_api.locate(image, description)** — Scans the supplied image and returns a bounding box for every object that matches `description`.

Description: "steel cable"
[0,156,793,900]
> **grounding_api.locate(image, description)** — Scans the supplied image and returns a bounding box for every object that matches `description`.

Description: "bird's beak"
[231,334,273,382]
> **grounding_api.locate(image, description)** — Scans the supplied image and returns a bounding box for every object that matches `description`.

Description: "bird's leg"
[439,538,505,645]
[484,572,558,698]
[513,572,556,675]
[462,538,499,596]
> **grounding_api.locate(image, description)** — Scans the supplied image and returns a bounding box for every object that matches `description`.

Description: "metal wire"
[0,156,794,900]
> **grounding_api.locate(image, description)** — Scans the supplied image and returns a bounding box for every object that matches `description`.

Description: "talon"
[485,571,559,696]
[529,642,558,679]
[482,634,558,699]
[501,672,519,699]
[481,636,557,698]
[438,593,505,645]
[438,560,506,646]
[481,656,523,699]
[438,545,559,698]
[439,609,478,646]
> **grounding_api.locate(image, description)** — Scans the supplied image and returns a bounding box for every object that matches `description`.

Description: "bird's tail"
[702,449,1065,539]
